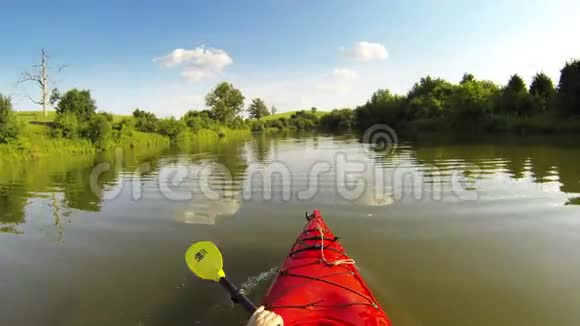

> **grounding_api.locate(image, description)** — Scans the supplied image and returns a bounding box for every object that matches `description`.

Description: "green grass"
[4,110,253,160]
[261,110,328,121]
[116,130,170,148]
[1,111,168,160]
[16,110,130,123]
[16,110,57,123]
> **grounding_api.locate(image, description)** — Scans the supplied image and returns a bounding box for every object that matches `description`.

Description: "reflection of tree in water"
[527,148,555,183]
[48,191,73,243]
[185,136,249,178]
[252,134,272,163]
[556,154,580,195]
[61,148,170,212]
[503,148,529,180]
[0,184,27,234]
[0,145,172,236]
[214,138,249,180]
[62,165,104,212]
[524,146,580,201]
[565,197,580,206]
[402,140,580,205]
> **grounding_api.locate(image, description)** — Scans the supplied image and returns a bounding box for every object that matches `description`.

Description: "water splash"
[240,267,279,295]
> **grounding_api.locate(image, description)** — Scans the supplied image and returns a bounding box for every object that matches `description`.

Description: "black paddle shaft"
[219,277,257,313]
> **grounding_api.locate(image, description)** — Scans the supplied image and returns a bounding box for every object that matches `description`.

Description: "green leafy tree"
[0,94,21,143]
[248,98,270,120]
[447,79,499,126]
[407,76,454,119]
[506,74,526,93]
[132,108,158,132]
[529,72,555,112]
[369,89,394,104]
[205,82,245,123]
[56,89,96,119]
[530,72,555,97]
[271,105,278,115]
[557,60,580,115]
[460,73,476,84]
[356,89,407,129]
[311,107,318,113]
[498,74,532,116]
[320,108,355,131]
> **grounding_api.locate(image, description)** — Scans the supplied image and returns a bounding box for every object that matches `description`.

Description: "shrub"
[99,112,114,123]
[56,89,97,119]
[113,117,135,132]
[228,117,247,129]
[320,109,355,131]
[0,94,20,143]
[265,119,284,129]
[251,120,265,132]
[133,108,158,132]
[156,117,185,142]
[53,112,82,138]
[85,114,113,148]
[182,110,216,131]
[289,110,320,130]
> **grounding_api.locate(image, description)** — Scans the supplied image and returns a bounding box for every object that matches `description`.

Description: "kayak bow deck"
[263,210,392,326]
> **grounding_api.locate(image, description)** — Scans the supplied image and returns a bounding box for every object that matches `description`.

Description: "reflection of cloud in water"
[178,195,241,225]
[358,189,393,207]
[172,160,244,225]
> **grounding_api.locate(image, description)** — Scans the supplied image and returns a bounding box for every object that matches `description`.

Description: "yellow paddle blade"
[185,241,226,282]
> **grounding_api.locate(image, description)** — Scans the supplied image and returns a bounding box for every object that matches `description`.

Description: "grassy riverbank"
[0,110,252,161]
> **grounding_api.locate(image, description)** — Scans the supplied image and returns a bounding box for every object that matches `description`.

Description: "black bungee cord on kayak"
[266,213,380,311]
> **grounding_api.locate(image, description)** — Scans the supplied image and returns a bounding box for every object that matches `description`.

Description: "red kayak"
[263,210,392,326]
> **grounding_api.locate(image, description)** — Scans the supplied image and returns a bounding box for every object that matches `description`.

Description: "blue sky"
[1,0,579,116]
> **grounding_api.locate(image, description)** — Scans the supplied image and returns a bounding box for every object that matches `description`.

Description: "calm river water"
[1,132,580,326]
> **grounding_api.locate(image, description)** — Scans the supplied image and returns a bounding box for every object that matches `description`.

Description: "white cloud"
[180,67,211,81]
[153,45,233,81]
[315,68,359,94]
[332,68,358,81]
[341,41,388,62]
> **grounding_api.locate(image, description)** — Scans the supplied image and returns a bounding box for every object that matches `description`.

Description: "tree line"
[347,59,580,133]
[2,58,580,149]
[0,81,289,148]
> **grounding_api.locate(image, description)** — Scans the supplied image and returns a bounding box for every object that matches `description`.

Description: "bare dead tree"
[19,49,65,117]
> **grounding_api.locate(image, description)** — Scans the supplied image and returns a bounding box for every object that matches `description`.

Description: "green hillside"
[261,110,327,121]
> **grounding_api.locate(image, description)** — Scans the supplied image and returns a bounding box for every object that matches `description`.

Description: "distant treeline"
[2,59,580,152]
[319,59,580,133]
